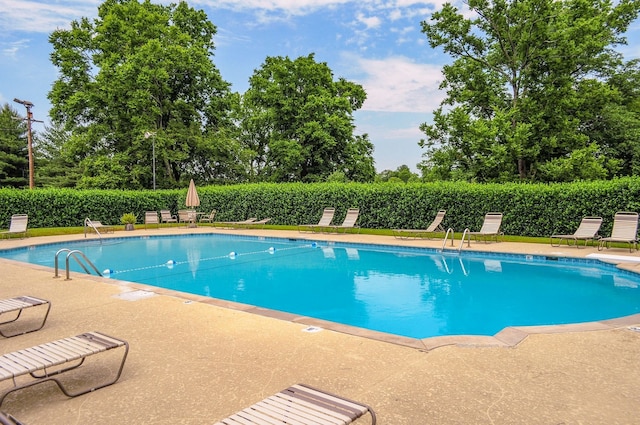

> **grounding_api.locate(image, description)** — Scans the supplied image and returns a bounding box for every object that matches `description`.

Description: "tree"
[240,54,374,182]
[0,104,28,188]
[376,165,420,183]
[419,0,640,182]
[34,122,82,188]
[48,0,232,189]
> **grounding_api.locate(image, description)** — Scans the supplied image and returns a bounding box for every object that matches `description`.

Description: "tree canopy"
[419,0,640,182]
[47,0,233,189]
[0,105,28,188]
[239,54,375,183]
[38,0,375,188]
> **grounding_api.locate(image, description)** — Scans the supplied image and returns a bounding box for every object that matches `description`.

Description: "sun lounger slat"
[2,352,45,373]
[214,384,375,424]
[0,296,51,338]
[0,331,129,406]
[258,397,344,424]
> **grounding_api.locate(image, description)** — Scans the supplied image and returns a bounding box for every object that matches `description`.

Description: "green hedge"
[2,178,640,237]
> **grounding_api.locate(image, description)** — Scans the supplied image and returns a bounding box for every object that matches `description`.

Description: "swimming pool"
[2,234,640,339]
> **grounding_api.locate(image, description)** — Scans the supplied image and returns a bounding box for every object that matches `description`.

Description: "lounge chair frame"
[215,218,257,229]
[144,211,160,229]
[323,208,360,234]
[467,212,504,243]
[598,211,639,252]
[160,210,178,226]
[0,296,51,338]
[394,210,446,239]
[178,210,197,227]
[214,383,376,425]
[0,331,128,406]
[0,215,28,240]
[233,217,271,229]
[0,411,22,425]
[550,217,602,248]
[199,210,217,224]
[299,207,336,233]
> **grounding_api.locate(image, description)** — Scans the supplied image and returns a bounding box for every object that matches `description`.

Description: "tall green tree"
[240,54,375,182]
[419,0,640,182]
[48,0,232,189]
[0,104,28,188]
[35,122,82,188]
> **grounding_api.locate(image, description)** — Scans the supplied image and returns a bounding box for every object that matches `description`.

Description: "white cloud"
[356,13,382,30]
[0,0,99,33]
[349,54,444,113]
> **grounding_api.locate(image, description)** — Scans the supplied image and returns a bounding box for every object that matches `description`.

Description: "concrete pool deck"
[1,227,639,424]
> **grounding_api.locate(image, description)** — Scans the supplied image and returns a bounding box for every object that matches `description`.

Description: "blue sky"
[1,0,639,173]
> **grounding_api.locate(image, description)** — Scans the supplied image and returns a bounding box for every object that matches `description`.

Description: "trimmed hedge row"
[2,178,640,237]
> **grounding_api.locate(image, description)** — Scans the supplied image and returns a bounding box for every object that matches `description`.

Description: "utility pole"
[13,98,42,189]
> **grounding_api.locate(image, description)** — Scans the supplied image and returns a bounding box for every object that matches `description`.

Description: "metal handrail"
[84,217,102,239]
[440,228,455,251]
[459,228,472,252]
[54,248,102,280]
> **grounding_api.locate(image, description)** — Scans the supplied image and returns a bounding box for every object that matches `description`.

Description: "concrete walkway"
[1,227,639,424]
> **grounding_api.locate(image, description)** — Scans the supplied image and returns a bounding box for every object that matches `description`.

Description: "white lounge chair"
[0,215,28,239]
[467,212,503,243]
[298,207,336,233]
[83,218,114,236]
[0,331,129,406]
[199,210,217,224]
[598,211,639,252]
[551,216,602,247]
[394,210,446,239]
[233,217,271,229]
[0,296,51,338]
[144,211,160,229]
[214,383,376,425]
[324,208,360,233]
[160,210,178,226]
[178,210,197,227]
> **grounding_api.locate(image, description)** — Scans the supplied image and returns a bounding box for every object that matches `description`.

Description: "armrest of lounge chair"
[214,383,376,424]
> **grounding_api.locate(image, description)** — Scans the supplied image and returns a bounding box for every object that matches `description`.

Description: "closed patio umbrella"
[185,179,200,208]
[185,179,200,227]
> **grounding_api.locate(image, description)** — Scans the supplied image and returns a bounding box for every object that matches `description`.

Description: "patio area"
[1,228,639,424]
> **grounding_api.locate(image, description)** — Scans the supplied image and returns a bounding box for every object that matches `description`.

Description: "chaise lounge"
[598,211,639,252]
[0,296,51,338]
[323,208,360,234]
[0,215,28,240]
[213,383,376,424]
[550,216,602,247]
[160,210,178,226]
[0,331,129,406]
[145,211,160,229]
[298,207,336,233]
[466,212,503,243]
[394,210,446,239]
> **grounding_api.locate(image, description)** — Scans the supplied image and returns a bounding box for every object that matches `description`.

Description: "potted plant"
[120,213,137,231]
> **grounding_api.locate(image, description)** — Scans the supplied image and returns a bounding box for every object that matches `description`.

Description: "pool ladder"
[54,248,102,280]
[441,228,472,253]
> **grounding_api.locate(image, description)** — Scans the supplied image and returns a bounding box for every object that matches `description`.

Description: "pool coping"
[2,229,640,351]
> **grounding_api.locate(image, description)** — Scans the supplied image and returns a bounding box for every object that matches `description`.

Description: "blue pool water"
[1,234,640,339]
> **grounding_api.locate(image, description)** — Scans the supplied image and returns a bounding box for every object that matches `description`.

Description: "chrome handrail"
[54,248,102,280]
[84,217,102,239]
[441,228,455,251]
